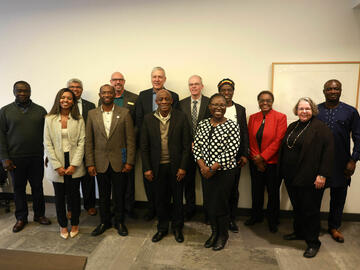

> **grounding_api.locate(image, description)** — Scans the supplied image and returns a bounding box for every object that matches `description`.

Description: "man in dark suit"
[136,67,180,221]
[218,78,250,233]
[99,72,139,219]
[67,78,97,217]
[141,89,190,243]
[179,75,210,221]
[86,84,136,237]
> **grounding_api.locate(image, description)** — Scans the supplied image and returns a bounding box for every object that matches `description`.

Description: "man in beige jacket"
[85,84,135,237]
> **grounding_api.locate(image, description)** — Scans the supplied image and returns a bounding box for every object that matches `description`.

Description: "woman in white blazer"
[44,88,86,239]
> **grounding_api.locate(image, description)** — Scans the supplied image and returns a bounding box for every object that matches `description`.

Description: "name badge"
[128,102,134,105]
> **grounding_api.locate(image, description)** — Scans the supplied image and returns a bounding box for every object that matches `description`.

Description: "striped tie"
[192,100,198,135]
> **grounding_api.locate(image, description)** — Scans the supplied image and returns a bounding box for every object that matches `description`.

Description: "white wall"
[1,0,360,213]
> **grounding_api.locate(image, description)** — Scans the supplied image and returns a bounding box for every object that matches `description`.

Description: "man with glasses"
[318,79,360,243]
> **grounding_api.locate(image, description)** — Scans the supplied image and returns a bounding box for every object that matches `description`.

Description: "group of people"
[0,67,359,257]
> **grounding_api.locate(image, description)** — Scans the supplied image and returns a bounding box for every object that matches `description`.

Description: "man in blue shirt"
[317,79,360,243]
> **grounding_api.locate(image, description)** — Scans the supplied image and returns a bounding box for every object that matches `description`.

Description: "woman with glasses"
[193,93,240,251]
[279,97,334,258]
[245,90,287,233]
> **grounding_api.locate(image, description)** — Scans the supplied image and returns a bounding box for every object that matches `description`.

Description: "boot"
[212,216,229,251]
[204,223,218,248]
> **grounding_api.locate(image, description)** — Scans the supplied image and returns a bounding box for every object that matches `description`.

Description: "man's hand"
[2,159,16,171]
[176,169,186,182]
[121,163,133,173]
[144,170,154,181]
[56,167,66,176]
[88,166,97,177]
[344,159,356,179]
[237,156,248,168]
[65,165,76,175]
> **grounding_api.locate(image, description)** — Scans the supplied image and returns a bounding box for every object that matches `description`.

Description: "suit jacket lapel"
[95,108,107,139]
[198,96,207,123]
[168,111,176,138]
[108,106,120,139]
[123,91,129,109]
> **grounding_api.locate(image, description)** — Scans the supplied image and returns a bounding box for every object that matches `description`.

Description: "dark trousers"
[203,169,236,234]
[183,159,196,215]
[124,170,135,213]
[52,152,81,227]
[154,164,184,232]
[328,186,348,230]
[143,175,156,215]
[80,171,96,210]
[229,167,241,220]
[10,156,45,221]
[249,162,280,224]
[97,164,127,225]
[285,182,324,248]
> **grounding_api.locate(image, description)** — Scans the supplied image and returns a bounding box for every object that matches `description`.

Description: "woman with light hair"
[279,97,334,258]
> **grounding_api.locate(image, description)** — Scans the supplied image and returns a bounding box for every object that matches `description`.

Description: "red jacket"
[248,109,287,164]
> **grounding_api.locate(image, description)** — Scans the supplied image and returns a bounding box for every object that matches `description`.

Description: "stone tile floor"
[0,203,359,270]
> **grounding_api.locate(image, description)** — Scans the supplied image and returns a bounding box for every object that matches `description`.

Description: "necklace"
[286,120,311,149]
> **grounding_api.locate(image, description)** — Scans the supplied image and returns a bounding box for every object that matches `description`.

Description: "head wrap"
[217,78,235,91]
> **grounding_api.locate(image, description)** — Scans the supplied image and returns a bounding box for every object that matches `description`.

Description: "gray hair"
[67,78,83,89]
[151,66,166,76]
[293,97,319,116]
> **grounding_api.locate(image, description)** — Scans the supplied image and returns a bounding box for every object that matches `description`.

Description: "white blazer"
[44,114,86,183]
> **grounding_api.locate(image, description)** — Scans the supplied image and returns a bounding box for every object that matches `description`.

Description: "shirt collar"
[100,104,115,112]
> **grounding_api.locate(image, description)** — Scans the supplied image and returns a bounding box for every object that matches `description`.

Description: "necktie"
[192,100,198,135]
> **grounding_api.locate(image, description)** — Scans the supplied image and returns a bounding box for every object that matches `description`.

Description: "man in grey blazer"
[86,84,136,237]
[179,75,210,221]
[67,78,97,217]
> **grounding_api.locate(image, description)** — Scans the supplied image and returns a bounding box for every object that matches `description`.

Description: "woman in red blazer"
[245,91,287,232]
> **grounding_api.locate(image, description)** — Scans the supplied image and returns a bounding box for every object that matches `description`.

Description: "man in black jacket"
[67,78,97,216]
[179,75,210,221]
[141,90,190,243]
[136,67,179,221]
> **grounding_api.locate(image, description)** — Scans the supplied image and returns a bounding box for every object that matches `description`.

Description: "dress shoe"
[229,220,239,233]
[283,232,303,240]
[115,223,128,236]
[303,247,319,258]
[152,231,167,242]
[328,228,344,243]
[144,211,155,221]
[204,226,218,248]
[173,229,184,243]
[91,223,112,236]
[34,216,51,225]
[212,234,229,251]
[67,211,72,220]
[244,216,262,226]
[87,208,97,216]
[70,226,79,238]
[12,220,28,233]
[60,227,69,239]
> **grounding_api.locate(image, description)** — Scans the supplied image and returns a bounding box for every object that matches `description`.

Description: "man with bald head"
[180,75,210,221]
[136,67,180,221]
[317,79,360,243]
[141,89,190,243]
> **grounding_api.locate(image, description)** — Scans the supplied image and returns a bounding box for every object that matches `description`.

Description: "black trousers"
[328,186,348,230]
[143,175,156,215]
[154,164,184,232]
[249,162,280,224]
[202,169,236,228]
[80,171,96,210]
[285,182,324,248]
[183,159,196,215]
[52,152,81,227]
[124,170,135,213]
[10,156,45,221]
[229,167,241,220]
[97,164,127,224]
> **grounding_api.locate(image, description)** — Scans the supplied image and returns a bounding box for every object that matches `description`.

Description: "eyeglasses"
[210,103,226,108]
[297,107,312,112]
[325,87,341,91]
[111,78,124,82]
[258,99,273,104]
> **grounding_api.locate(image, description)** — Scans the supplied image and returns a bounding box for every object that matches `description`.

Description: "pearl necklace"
[286,120,311,149]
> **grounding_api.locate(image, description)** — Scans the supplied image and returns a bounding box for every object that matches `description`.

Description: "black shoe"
[127,210,138,219]
[115,223,128,236]
[152,231,167,242]
[204,229,218,248]
[303,247,319,258]
[283,232,303,240]
[212,234,229,251]
[229,220,239,233]
[144,211,155,221]
[173,229,184,243]
[244,217,262,226]
[91,223,111,236]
